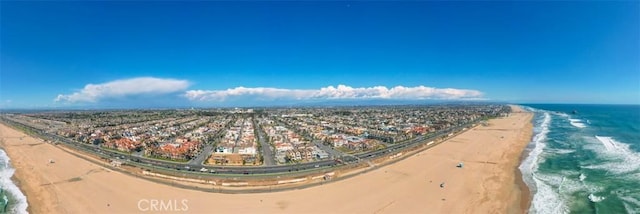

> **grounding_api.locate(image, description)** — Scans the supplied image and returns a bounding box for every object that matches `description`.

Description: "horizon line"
[2,102,639,112]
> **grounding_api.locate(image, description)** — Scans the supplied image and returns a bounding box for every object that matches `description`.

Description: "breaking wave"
[519,111,567,213]
[569,119,587,128]
[0,149,28,214]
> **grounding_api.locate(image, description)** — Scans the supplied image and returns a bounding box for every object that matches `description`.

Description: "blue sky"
[1,1,638,108]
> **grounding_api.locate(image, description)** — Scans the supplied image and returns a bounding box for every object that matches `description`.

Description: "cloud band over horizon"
[185,85,484,101]
[54,77,485,103]
[55,77,191,102]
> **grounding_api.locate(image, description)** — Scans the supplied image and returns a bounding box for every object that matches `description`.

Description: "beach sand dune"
[0,106,532,213]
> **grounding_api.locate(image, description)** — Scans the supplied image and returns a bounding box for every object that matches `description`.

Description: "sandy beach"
[0,105,533,214]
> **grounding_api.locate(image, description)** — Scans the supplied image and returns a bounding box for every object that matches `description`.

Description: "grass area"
[335,147,356,154]
[100,147,190,163]
[144,155,190,163]
[141,162,338,179]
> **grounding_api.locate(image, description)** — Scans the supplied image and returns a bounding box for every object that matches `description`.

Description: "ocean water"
[0,149,28,214]
[519,104,640,214]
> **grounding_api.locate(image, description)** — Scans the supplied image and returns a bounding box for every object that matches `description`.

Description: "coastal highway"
[0,116,475,175]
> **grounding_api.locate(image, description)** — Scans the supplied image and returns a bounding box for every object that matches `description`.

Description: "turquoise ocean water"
[519,104,640,213]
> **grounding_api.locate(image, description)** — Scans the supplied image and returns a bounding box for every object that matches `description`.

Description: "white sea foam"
[587,136,640,175]
[554,112,570,118]
[578,173,609,205]
[619,195,640,206]
[0,149,28,214]
[548,148,575,154]
[623,202,639,214]
[619,196,640,214]
[530,172,574,214]
[519,112,550,179]
[569,119,587,128]
[588,193,606,203]
[595,136,618,151]
[558,176,566,191]
[579,173,586,181]
[522,106,536,112]
[519,112,570,214]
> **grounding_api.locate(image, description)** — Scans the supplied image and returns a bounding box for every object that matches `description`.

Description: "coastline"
[512,105,534,213]
[516,156,532,214]
[0,127,61,213]
[10,166,28,213]
[0,107,533,213]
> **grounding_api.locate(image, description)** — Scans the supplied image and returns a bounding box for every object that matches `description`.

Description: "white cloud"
[55,77,190,102]
[184,84,483,101]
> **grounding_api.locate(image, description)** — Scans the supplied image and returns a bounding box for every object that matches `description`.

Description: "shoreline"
[516,156,532,213]
[10,163,33,214]
[516,151,532,213]
[513,105,534,213]
[0,107,534,213]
